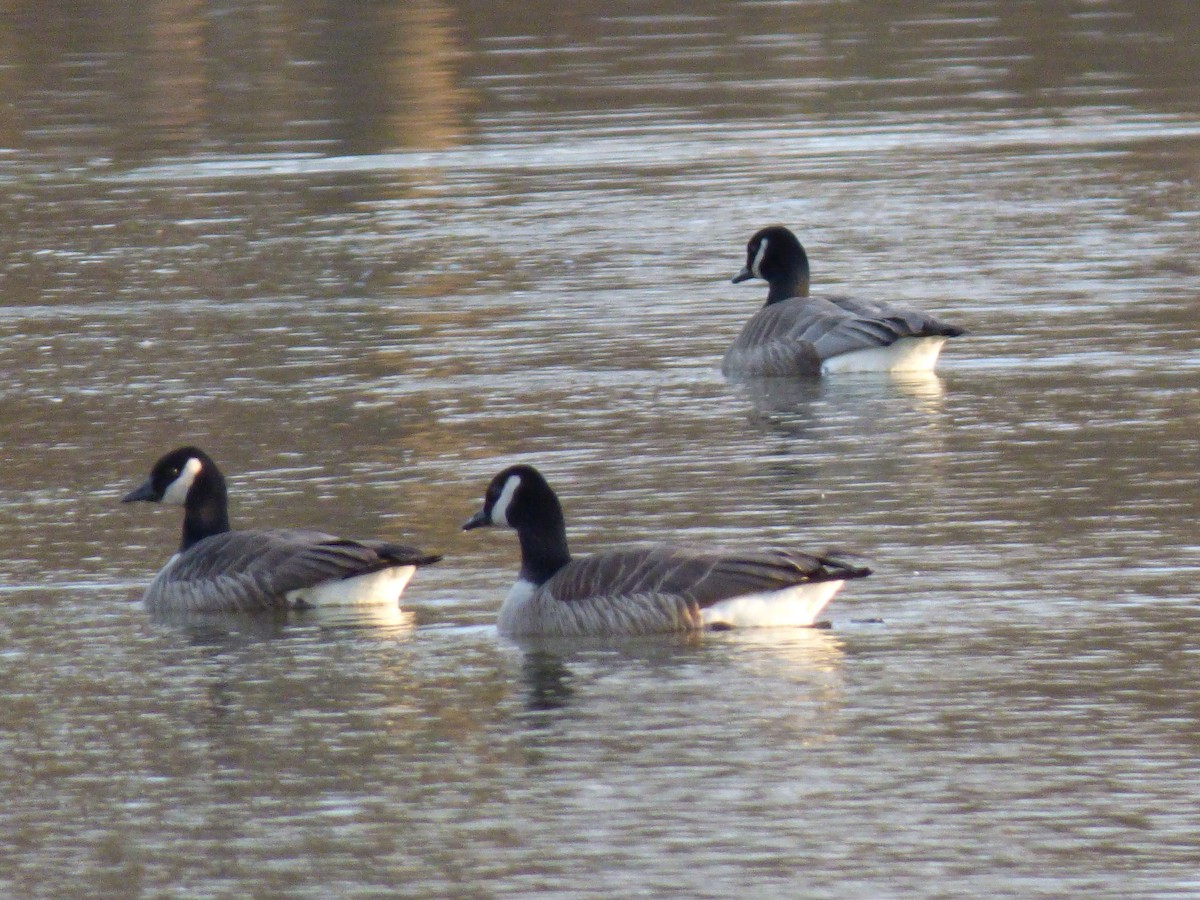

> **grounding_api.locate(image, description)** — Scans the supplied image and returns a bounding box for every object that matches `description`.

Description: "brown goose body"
[725,226,964,377]
[124,447,439,614]
[497,545,868,637]
[144,528,439,614]
[464,464,870,637]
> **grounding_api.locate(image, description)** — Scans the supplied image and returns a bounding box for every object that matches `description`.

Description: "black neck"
[766,267,810,305]
[180,479,231,552]
[516,516,571,585]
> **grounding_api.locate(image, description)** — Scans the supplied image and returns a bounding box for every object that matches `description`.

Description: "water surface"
[1,1,1199,896]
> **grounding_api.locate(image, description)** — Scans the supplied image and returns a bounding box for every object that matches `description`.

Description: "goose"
[122,446,440,614]
[724,225,965,376]
[462,464,870,636]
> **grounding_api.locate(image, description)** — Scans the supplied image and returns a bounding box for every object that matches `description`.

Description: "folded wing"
[146,529,441,613]
[723,294,964,376]
[544,546,868,607]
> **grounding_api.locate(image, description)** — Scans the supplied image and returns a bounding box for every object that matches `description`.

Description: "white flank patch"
[821,336,949,374]
[701,580,844,629]
[751,237,769,278]
[491,474,522,528]
[162,457,203,506]
[285,565,416,608]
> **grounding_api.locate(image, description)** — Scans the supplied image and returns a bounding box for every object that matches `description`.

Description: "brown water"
[2,1,1199,895]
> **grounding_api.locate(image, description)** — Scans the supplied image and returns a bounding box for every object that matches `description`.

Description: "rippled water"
[2,1,1199,895]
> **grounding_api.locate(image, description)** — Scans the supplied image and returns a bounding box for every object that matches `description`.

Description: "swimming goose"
[122,446,440,614]
[463,464,870,636]
[724,225,965,376]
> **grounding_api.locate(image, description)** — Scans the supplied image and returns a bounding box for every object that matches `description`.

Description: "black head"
[463,464,571,584]
[122,446,222,508]
[731,225,810,303]
[463,464,561,532]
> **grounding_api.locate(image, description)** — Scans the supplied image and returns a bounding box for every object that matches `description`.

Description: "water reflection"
[148,607,294,648]
[300,604,417,633]
[512,626,845,717]
[519,649,575,713]
[1,0,1196,170]
[1,0,470,163]
[733,371,951,494]
[714,623,846,672]
[147,604,417,647]
[3,0,1200,895]
[733,375,826,424]
[735,371,946,419]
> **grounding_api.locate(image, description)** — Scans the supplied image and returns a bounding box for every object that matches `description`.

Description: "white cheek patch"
[162,457,202,506]
[751,237,769,278]
[490,474,522,527]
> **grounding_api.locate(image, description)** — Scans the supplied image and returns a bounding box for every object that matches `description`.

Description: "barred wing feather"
[724,295,963,376]
[543,547,865,608]
[145,529,439,613]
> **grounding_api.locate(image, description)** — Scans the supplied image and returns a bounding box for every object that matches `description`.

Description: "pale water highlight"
[0,1,1198,896]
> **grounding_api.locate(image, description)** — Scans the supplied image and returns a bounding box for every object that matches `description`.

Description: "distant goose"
[724,225,965,376]
[463,464,869,636]
[122,446,440,614]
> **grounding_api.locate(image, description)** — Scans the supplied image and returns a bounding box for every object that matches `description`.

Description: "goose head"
[732,225,811,303]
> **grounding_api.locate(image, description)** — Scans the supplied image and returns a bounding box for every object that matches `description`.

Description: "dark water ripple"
[2,1,1199,896]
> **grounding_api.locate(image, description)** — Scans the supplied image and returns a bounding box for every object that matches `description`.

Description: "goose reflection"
[511,626,846,717]
[147,608,293,648]
[520,649,576,713]
[147,603,416,647]
[732,372,954,539]
[732,372,951,479]
[735,371,945,422]
[713,619,848,671]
